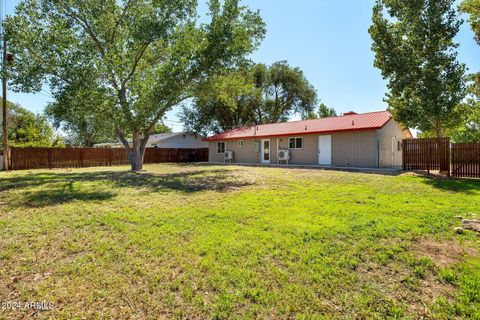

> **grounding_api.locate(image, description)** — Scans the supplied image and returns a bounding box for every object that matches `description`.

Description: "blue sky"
[4,0,480,132]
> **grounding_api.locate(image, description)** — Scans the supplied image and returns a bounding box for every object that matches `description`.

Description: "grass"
[0,164,479,319]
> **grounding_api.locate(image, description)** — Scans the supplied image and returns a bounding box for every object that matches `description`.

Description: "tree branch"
[121,43,149,88]
[57,0,120,90]
[109,0,134,44]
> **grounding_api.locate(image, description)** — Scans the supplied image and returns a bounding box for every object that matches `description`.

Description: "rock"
[462,219,480,224]
[464,222,480,233]
[454,227,464,234]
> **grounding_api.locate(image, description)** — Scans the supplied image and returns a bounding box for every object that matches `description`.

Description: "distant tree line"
[0,100,63,148]
[180,61,336,135]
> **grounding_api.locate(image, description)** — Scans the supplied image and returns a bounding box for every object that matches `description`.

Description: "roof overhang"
[204,126,385,142]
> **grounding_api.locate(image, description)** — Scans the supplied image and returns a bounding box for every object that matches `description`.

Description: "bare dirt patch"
[413,237,477,268]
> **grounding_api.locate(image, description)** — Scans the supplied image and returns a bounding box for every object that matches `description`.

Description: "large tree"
[180,65,260,134]
[446,75,480,142]
[306,103,337,119]
[181,61,317,134]
[369,0,466,137]
[6,0,265,170]
[461,0,480,44]
[461,0,480,91]
[254,61,317,123]
[1,102,64,147]
[45,84,116,147]
[46,83,173,147]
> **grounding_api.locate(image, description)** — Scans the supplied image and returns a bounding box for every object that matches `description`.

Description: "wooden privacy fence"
[451,143,480,178]
[403,138,480,178]
[9,147,209,170]
[402,138,450,174]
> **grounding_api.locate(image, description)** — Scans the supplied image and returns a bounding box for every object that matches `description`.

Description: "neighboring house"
[205,111,413,168]
[148,132,208,148]
[92,142,124,148]
[94,132,208,149]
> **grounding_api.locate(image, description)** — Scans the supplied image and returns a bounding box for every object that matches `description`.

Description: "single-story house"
[147,132,208,149]
[205,111,413,168]
[94,132,208,149]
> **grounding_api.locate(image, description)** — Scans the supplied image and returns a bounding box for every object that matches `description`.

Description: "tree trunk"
[115,126,151,172]
[130,132,146,171]
[434,119,443,138]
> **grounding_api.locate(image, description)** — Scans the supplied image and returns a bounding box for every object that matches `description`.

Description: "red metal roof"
[205,111,393,141]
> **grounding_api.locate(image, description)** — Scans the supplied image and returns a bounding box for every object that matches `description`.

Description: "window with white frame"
[288,137,303,149]
[217,141,226,154]
[238,140,244,148]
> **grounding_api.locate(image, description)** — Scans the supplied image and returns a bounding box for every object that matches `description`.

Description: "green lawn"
[1,164,480,319]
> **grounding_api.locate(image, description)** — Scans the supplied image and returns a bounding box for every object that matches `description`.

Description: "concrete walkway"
[206,162,403,175]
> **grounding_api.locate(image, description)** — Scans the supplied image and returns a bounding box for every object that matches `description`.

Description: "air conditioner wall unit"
[278,150,290,164]
[224,150,234,163]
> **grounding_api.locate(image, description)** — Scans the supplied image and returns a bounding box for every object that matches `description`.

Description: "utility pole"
[2,37,8,172]
[1,0,7,172]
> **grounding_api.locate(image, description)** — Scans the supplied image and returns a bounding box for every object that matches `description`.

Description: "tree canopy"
[181,61,317,134]
[1,101,64,147]
[461,0,480,92]
[446,75,480,142]
[45,84,116,147]
[369,0,466,137]
[306,103,337,119]
[461,0,480,45]
[6,0,265,170]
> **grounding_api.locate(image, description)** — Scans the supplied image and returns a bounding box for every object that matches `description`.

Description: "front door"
[261,139,271,164]
[318,135,332,166]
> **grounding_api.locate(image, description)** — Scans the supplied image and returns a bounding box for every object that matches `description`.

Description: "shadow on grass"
[417,174,480,194]
[1,168,253,207]
[23,188,116,207]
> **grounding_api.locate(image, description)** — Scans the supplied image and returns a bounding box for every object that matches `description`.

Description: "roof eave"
[205,126,386,141]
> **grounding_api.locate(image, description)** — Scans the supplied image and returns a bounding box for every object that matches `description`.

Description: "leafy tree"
[461,0,480,91]
[181,61,317,134]
[45,84,116,147]
[447,75,480,142]
[152,123,172,134]
[181,66,260,134]
[306,103,337,119]
[254,61,317,123]
[369,0,466,137]
[1,101,64,147]
[6,0,265,171]
[46,83,172,146]
[461,0,480,45]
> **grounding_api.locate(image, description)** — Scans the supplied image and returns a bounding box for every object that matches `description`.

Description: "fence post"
[80,148,84,167]
[427,140,431,175]
[446,138,451,177]
[47,149,52,169]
